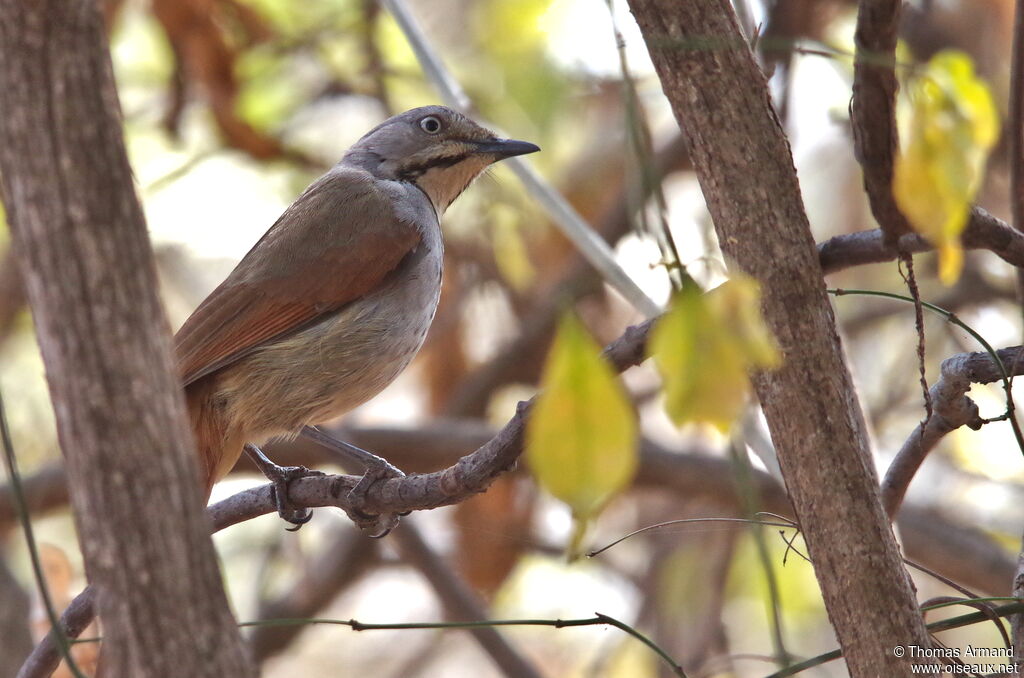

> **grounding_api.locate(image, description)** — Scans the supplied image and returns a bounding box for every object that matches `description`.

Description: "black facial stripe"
[397,152,471,181]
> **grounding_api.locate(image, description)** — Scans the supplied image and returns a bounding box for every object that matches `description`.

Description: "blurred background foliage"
[2,0,1024,676]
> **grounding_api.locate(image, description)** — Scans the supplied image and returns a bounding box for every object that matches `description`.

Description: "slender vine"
[829,287,1024,456]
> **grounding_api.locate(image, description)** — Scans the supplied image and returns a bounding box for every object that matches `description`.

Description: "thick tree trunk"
[0,2,252,676]
[626,0,935,674]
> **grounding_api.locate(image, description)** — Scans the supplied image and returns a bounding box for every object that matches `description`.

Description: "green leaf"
[526,312,639,550]
[650,276,780,432]
[894,50,999,284]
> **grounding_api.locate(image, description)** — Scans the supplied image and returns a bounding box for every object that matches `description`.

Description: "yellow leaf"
[707,278,782,371]
[526,312,638,550]
[650,276,780,432]
[894,50,999,285]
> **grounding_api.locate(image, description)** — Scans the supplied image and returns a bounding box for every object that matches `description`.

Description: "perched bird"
[174,106,538,529]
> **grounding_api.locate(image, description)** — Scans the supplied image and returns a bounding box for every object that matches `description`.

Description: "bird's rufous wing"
[174,170,423,386]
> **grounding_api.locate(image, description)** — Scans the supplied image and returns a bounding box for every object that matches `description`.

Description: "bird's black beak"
[473,138,541,158]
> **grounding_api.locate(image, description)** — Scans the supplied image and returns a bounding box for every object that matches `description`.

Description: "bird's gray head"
[342,105,539,214]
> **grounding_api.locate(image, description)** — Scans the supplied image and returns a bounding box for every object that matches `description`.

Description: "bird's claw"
[265,463,325,530]
[244,443,326,530]
[343,459,406,537]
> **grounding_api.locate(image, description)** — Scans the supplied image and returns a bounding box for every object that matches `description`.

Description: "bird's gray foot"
[299,426,406,537]
[344,458,407,538]
[244,443,325,531]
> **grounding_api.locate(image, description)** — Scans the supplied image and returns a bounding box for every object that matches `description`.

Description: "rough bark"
[0,2,252,676]
[625,0,934,674]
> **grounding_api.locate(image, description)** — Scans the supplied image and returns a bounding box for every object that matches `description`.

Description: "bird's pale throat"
[410,154,490,214]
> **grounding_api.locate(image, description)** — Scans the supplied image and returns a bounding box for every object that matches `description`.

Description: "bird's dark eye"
[419,116,442,134]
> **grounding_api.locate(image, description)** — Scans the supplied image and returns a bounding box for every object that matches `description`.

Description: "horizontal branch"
[818,207,1024,274]
[207,318,654,530]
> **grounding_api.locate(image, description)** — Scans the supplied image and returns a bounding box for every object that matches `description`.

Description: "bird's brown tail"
[185,378,241,500]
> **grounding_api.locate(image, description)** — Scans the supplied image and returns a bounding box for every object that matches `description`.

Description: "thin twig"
[830,289,1024,517]
[904,558,985,602]
[829,288,1024,455]
[898,252,933,422]
[587,517,797,557]
[843,267,1013,338]
[74,609,687,677]
[904,555,1018,653]
[777,530,810,565]
[240,612,688,677]
[919,596,1013,647]
[249,529,377,661]
[390,520,544,678]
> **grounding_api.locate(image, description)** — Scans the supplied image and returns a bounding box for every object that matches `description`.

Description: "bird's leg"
[300,426,406,537]
[244,443,325,531]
